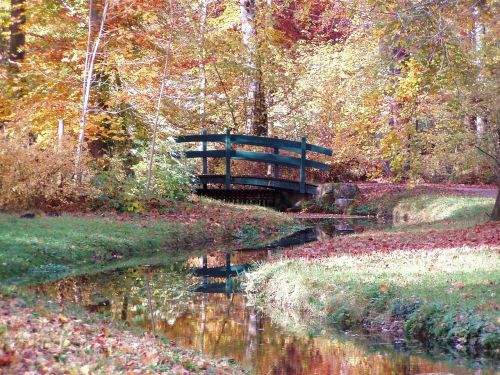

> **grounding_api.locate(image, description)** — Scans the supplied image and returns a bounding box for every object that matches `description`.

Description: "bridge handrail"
[175,133,332,156]
[174,129,332,193]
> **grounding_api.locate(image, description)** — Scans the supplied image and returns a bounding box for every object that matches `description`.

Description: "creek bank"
[0,199,291,374]
[245,188,499,360]
[245,246,500,360]
[0,296,243,374]
[302,182,497,220]
[0,198,291,287]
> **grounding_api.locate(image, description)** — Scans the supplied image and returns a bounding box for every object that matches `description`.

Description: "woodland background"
[0,0,499,211]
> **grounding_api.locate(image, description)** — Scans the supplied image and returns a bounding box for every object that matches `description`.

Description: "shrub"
[90,140,195,212]
[131,140,195,202]
[327,306,355,330]
[405,304,499,357]
[0,139,93,210]
[391,298,421,320]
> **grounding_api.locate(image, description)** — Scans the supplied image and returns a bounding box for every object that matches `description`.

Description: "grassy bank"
[246,189,499,359]
[0,198,290,286]
[245,246,500,358]
[0,198,291,373]
[354,186,494,226]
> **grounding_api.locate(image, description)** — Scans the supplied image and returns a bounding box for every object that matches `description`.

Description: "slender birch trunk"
[240,0,267,135]
[473,4,486,140]
[145,0,174,197]
[75,0,109,184]
[199,0,209,130]
[492,190,500,221]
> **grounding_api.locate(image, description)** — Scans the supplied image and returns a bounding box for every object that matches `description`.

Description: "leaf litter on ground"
[0,296,243,374]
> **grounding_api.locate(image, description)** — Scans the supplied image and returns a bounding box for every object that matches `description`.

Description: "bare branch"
[476,145,500,166]
[58,0,85,21]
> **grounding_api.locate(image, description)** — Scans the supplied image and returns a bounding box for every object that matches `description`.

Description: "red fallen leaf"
[0,352,15,366]
[281,222,500,260]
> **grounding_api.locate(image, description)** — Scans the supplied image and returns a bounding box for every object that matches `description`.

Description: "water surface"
[34,219,498,374]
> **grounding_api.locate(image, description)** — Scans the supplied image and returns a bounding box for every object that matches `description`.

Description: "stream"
[33,219,497,374]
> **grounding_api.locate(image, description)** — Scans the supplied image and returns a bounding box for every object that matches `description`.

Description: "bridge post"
[201,129,208,189]
[273,136,280,178]
[225,128,231,190]
[226,252,231,274]
[300,137,306,193]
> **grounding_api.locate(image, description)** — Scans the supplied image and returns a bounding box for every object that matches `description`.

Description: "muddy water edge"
[32,219,498,374]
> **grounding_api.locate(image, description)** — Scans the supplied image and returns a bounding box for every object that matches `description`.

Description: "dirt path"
[357,182,498,198]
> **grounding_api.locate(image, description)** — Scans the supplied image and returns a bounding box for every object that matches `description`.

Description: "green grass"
[353,188,495,228]
[245,246,500,358]
[0,202,290,286]
[0,215,198,285]
[392,195,494,226]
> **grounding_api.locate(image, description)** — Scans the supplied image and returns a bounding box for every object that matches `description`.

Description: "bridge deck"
[196,174,318,195]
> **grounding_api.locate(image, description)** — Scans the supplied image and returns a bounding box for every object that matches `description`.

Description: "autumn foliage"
[0,0,499,212]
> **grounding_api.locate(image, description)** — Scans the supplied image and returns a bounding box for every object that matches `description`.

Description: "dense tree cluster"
[0,0,499,216]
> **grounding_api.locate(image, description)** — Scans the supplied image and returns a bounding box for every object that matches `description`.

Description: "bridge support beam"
[300,137,306,194]
[201,129,208,189]
[225,128,231,190]
[273,145,280,178]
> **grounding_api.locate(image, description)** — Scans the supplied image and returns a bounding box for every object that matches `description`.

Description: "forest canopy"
[0,0,499,211]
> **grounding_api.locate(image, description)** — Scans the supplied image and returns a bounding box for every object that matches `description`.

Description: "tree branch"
[58,0,85,21]
[476,145,500,167]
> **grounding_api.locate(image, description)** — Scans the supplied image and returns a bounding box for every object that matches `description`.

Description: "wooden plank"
[232,150,329,171]
[185,150,225,158]
[175,134,225,143]
[300,137,306,194]
[186,149,328,170]
[193,264,250,277]
[225,128,231,190]
[231,135,302,153]
[232,150,300,167]
[308,144,333,156]
[195,175,317,194]
[274,146,280,178]
[231,134,332,155]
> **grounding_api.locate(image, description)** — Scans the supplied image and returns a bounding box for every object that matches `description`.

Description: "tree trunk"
[240,0,267,136]
[145,0,174,197]
[75,0,109,184]
[473,4,486,140]
[9,0,25,64]
[492,185,500,221]
[199,0,209,130]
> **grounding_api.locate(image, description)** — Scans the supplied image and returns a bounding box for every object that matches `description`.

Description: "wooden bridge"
[175,129,332,205]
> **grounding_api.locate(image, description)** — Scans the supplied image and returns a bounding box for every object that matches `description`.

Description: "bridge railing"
[175,129,332,193]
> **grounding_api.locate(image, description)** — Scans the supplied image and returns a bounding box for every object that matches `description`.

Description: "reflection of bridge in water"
[191,223,355,295]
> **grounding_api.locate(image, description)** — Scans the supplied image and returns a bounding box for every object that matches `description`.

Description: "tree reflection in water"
[33,261,492,375]
[30,220,496,375]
